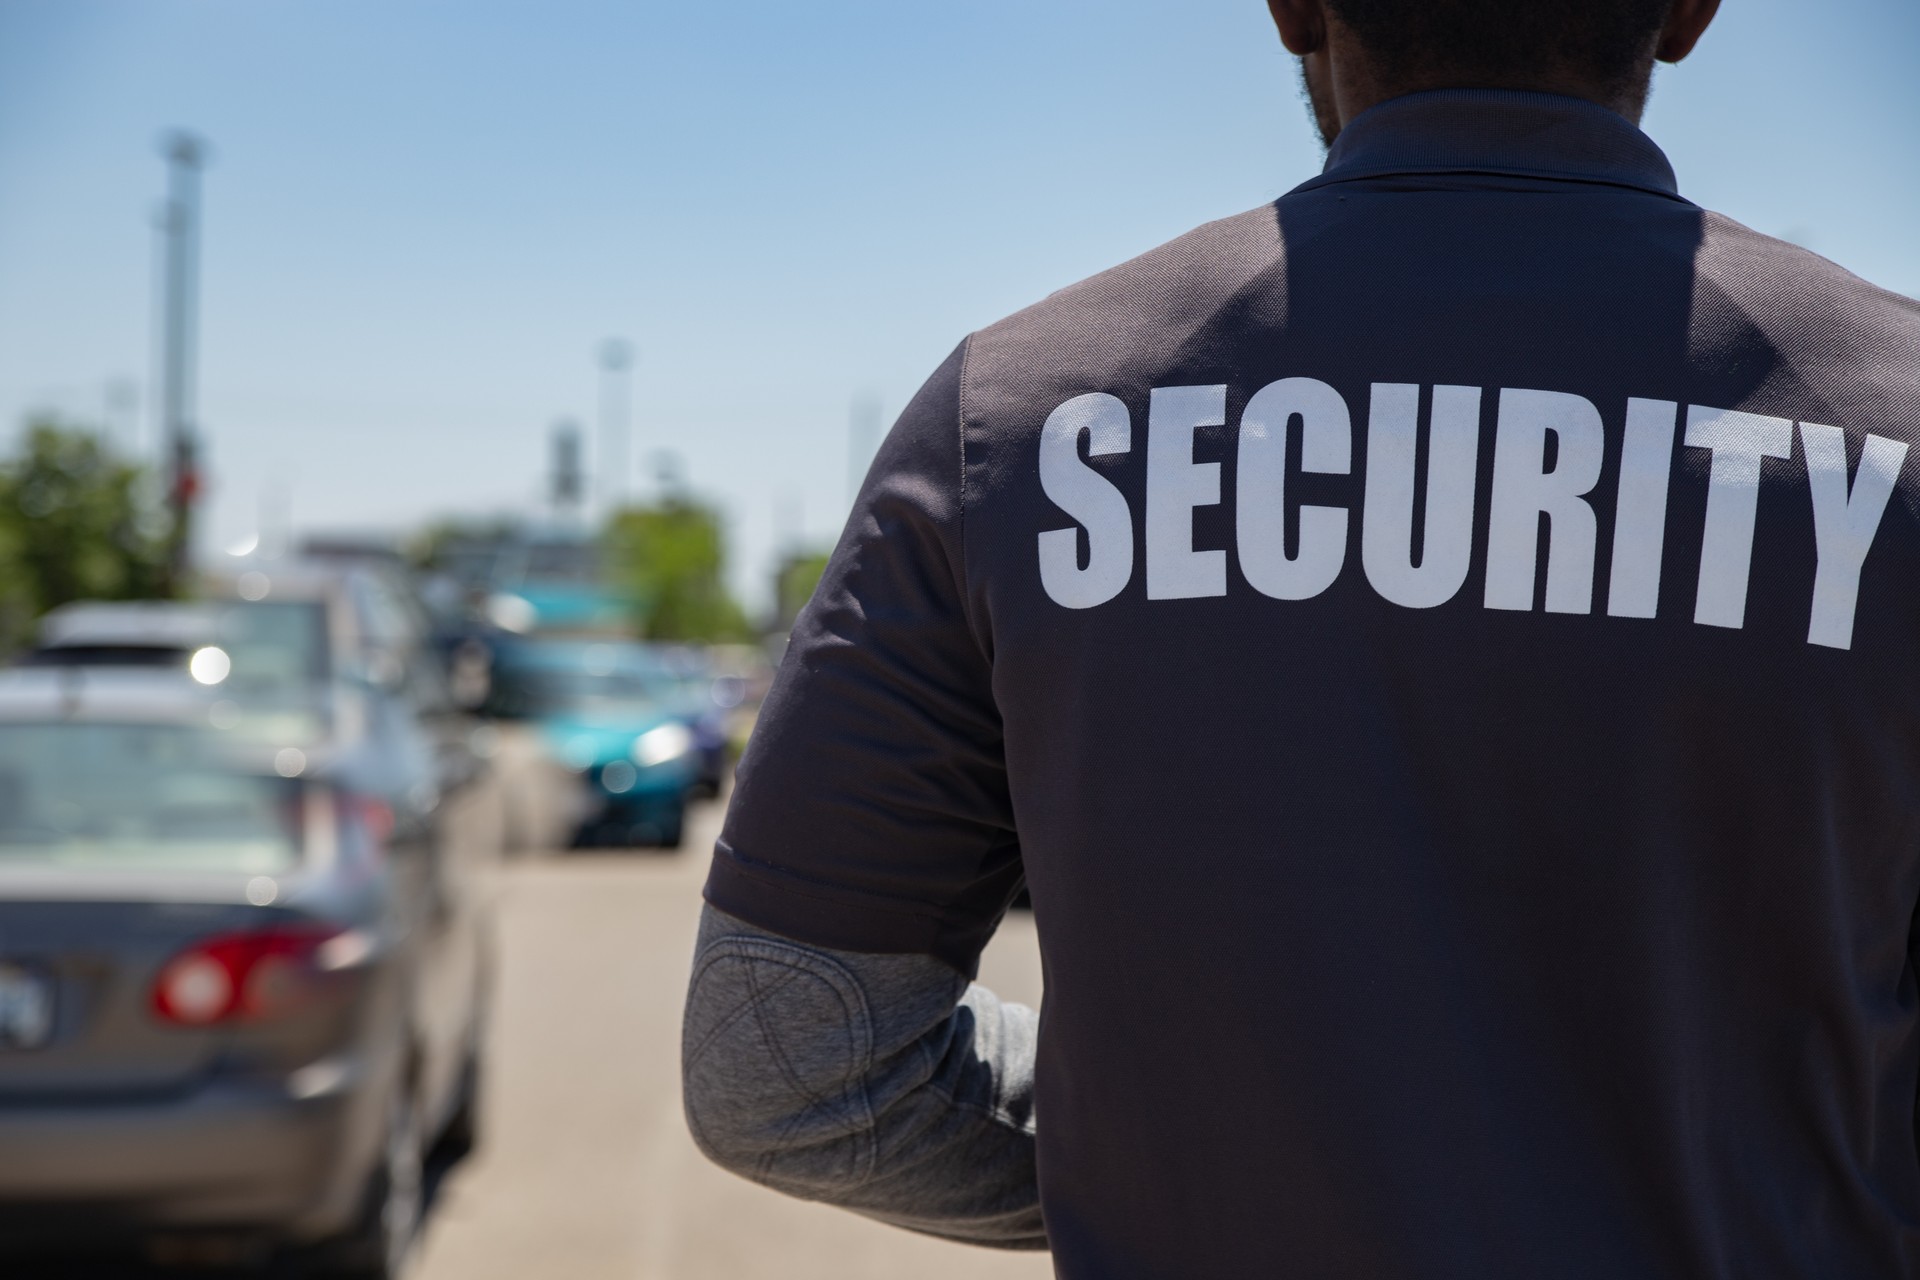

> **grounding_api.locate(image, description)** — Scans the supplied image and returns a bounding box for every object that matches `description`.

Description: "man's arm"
[681,904,1044,1248]
[684,341,1038,1241]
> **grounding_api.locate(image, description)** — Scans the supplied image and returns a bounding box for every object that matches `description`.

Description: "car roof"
[37,601,221,650]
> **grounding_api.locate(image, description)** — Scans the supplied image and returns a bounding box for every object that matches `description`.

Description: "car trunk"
[0,892,269,1101]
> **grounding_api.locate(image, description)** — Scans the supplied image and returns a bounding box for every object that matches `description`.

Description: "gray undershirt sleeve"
[681,904,1045,1250]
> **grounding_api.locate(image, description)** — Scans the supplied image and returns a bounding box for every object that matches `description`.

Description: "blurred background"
[0,0,1914,1275]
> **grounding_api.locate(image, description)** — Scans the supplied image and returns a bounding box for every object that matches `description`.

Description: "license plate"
[0,963,54,1049]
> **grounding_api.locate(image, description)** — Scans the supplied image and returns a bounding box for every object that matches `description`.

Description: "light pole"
[551,419,585,523]
[156,130,207,591]
[598,338,634,517]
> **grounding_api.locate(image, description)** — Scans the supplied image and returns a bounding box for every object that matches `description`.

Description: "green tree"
[603,495,751,642]
[0,418,172,652]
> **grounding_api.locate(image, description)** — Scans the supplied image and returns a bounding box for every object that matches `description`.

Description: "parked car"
[642,645,741,798]
[484,640,699,847]
[0,665,493,1276]
[25,600,221,671]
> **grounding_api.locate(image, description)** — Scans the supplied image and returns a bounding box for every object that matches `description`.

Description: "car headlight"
[632,722,694,768]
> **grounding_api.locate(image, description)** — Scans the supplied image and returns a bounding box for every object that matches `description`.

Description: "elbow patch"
[682,935,879,1194]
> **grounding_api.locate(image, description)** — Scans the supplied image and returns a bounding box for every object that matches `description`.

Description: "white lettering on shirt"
[1237,377,1351,600]
[1038,392,1134,609]
[1146,385,1228,600]
[1361,383,1480,609]
[1685,406,1794,630]
[1605,398,1679,619]
[1484,388,1605,613]
[1031,381,1909,650]
[1801,421,1908,650]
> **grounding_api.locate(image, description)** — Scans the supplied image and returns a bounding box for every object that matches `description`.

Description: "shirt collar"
[1294,89,1683,200]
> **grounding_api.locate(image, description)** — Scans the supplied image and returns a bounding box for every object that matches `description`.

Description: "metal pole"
[157,131,206,591]
[598,338,634,517]
[551,419,584,522]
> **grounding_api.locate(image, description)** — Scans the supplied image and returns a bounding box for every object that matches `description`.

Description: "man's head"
[1266,0,1722,146]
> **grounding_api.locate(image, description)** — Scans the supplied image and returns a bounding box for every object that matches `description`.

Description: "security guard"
[684,0,1920,1274]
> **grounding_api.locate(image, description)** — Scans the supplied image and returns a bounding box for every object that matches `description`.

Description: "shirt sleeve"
[682,905,1044,1250]
[704,339,1020,976]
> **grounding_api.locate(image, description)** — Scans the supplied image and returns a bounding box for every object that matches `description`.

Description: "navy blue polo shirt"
[709,90,1920,1277]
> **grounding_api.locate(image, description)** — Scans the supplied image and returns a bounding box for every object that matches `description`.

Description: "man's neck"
[1311,41,1653,144]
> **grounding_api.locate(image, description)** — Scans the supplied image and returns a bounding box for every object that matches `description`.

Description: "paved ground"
[407,793,1053,1280]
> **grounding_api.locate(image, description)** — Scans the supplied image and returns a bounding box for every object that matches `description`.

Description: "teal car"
[485,641,698,847]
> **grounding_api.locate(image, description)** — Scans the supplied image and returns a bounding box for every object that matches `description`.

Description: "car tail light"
[151,926,345,1026]
[341,794,392,842]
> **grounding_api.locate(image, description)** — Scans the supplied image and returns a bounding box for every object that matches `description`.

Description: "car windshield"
[519,668,672,715]
[0,723,302,873]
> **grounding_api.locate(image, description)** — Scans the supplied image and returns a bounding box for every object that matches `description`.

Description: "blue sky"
[2,0,1915,610]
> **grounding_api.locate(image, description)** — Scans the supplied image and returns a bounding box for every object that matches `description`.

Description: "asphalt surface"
[407,790,1053,1280]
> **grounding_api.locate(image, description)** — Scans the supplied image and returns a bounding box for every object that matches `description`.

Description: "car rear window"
[0,723,302,873]
[486,643,680,718]
[212,601,330,697]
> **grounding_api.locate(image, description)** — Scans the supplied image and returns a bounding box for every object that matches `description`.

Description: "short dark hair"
[1326,0,1673,97]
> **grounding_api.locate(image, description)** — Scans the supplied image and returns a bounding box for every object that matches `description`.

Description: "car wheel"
[435,1040,483,1161]
[656,805,685,850]
[316,1085,423,1279]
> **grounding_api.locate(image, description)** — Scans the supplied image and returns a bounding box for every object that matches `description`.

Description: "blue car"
[640,644,739,798]
[484,641,698,848]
